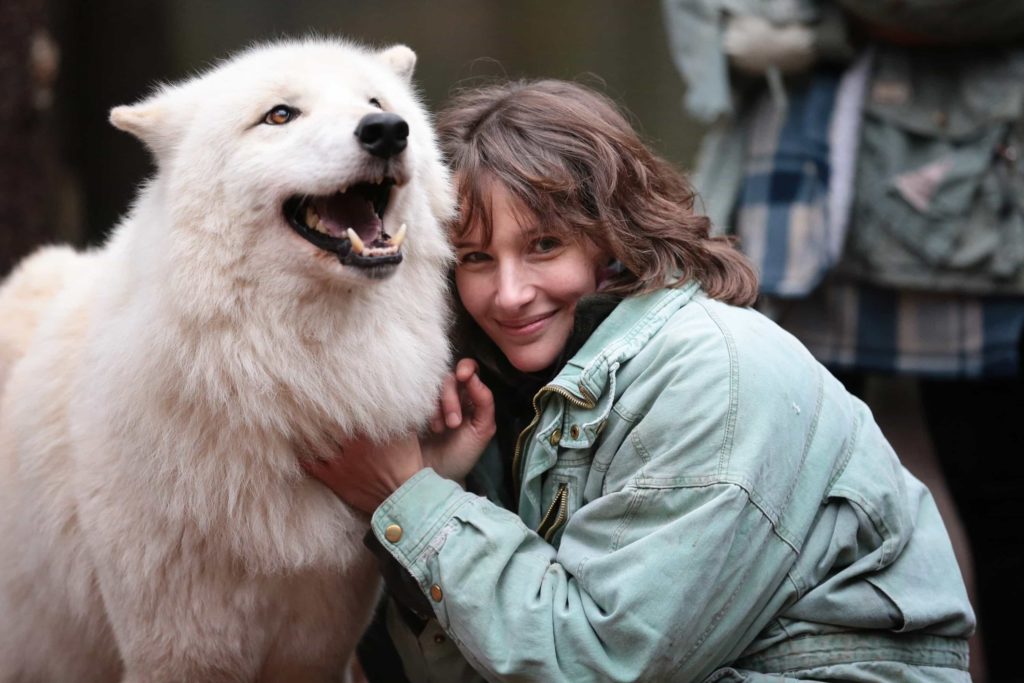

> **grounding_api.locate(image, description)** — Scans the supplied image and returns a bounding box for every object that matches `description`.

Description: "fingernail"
[446,412,460,427]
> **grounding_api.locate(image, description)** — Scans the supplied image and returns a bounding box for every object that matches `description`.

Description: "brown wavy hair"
[436,79,758,305]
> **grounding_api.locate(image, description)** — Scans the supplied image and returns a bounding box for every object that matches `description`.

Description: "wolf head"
[93,39,454,443]
[109,38,453,291]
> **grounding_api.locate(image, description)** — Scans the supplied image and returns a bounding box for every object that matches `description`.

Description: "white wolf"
[0,38,453,681]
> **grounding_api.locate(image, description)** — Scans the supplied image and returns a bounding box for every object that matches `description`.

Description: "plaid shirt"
[729,71,1023,378]
[763,281,1024,378]
[735,71,839,298]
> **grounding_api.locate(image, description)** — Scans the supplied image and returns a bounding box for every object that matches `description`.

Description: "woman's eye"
[263,105,299,125]
[369,97,383,109]
[534,236,562,253]
[458,251,490,265]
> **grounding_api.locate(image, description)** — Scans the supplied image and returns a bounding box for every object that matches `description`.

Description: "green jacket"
[663,0,1024,294]
[370,284,974,682]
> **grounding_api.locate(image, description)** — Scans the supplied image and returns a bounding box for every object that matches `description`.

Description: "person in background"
[662,2,1024,680]
[304,78,974,682]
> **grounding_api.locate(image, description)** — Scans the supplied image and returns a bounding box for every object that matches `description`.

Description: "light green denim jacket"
[370,284,974,682]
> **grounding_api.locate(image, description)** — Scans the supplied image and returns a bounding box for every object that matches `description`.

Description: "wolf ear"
[110,89,181,157]
[377,44,416,83]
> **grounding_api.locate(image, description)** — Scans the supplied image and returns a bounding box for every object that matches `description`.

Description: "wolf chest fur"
[0,38,453,681]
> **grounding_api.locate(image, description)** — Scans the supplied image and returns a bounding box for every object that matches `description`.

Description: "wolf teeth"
[305,206,322,231]
[391,223,407,248]
[346,228,365,254]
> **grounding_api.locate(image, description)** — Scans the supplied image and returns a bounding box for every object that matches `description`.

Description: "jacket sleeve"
[369,398,803,682]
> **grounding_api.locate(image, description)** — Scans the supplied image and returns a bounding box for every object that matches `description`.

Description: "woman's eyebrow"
[520,223,544,238]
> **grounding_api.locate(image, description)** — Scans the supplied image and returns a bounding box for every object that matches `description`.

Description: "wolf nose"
[355,112,409,159]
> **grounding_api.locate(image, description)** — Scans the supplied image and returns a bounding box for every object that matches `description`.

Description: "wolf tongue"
[313,193,381,243]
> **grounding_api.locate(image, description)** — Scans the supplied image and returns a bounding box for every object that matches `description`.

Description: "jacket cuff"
[363,531,434,627]
[371,468,475,582]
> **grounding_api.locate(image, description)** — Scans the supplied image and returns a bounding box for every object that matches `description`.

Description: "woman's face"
[454,183,607,373]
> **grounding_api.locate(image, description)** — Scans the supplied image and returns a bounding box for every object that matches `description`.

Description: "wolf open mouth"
[283,180,405,273]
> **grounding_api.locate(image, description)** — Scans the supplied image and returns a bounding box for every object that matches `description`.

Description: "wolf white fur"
[0,38,453,681]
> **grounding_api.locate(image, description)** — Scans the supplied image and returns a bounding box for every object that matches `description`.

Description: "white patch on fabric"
[871,79,911,105]
[894,157,954,213]
[425,518,462,558]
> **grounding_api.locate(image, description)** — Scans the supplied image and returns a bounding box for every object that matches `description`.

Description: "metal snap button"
[384,524,403,543]
[430,584,443,602]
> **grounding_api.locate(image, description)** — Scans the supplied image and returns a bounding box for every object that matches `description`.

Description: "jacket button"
[384,524,403,543]
[433,633,446,645]
[570,424,581,439]
[549,429,561,446]
[430,584,444,602]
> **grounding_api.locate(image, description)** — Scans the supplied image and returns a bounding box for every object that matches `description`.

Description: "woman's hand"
[302,433,424,515]
[422,358,496,482]
[302,359,495,513]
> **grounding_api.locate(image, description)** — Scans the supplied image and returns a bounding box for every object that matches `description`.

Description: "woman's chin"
[502,347,559,374]
[493,318,573,374]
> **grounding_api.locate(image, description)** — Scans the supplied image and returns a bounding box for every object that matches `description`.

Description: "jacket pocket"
[842,47,1024,293]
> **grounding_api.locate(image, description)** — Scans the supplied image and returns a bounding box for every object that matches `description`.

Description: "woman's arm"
[361,365,805,682]
[371,469,793,682]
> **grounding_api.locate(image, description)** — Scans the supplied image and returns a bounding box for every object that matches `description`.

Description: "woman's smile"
[494,310,558,336]
[454,182,607,373]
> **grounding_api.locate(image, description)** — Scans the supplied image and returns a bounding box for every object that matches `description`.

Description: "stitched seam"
[580,287,694,392]
[827,486,896,568]
[784,570,806,601]
[609,487,646,552]
[671,556,747,676]
[611,401,643,423]
[776,613,796,640]
[739,636,969,671]
[824,404,863,496]
[694,300,739,478]
[630,429,652,465]
[774,366,826,546]
[631,478,798,554]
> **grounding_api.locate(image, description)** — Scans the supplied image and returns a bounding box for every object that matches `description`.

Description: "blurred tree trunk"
[0,0,62,276]
[53,0,171,246]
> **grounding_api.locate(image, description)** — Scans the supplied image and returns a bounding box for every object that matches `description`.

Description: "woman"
[305,80,974,682]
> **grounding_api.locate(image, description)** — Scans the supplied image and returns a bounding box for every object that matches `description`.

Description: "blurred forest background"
[0,0,704,274]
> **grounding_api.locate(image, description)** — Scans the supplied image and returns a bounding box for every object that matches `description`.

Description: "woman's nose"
[493,263,534,311]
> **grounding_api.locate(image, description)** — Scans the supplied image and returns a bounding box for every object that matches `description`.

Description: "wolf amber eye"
[264,105,298,125]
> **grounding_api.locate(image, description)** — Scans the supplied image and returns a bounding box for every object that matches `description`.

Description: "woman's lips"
[495,311,557,337]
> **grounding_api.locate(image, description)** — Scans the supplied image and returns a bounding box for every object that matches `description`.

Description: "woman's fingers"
[428,359,491,439]
[464,372,493,412]
[439,372,462,428]
[429,402,446,433]
[454,357,480,383]
[462,372,496,437]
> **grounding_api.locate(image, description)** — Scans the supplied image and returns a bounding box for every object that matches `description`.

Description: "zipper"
[537,482,569,542]
[511,384,597,495]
